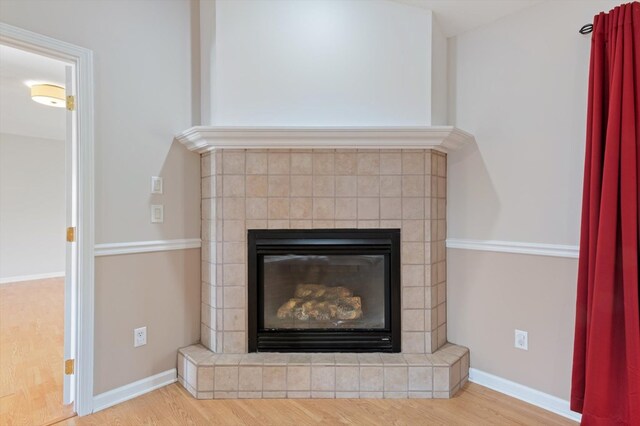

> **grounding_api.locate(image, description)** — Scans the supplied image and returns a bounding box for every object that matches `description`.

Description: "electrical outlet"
[515,329,528,350]
[151,176,163,194]
[150,205,164,223]
[134,326,147,348]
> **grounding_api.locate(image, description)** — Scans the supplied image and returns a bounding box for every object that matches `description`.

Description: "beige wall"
[446,0,619,401]
[0,0,201,244]
[0,0,201,395]
[94,249,201,394]
[447,249,578,400]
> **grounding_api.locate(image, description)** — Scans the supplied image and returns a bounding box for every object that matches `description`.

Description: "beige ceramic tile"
[402,332,425,354]
[311,366,335,391]
[214,366,239,391]
[223,287,244,309]
[268,152,290,175]
[313,152,335,175]
[402,198,424,220]
[287,366,311,390]
[239,366,262,391]
[357,176,380,196]
[290,219,313,229]
[313,175,335,197]
[246,152,268,174]
[402,309,425,332]
[402,242,424,265]
[335,152,357,174]
[380,198,402,220]
[263,366,286,391]
[384,367,408,391]
[246,197,267,220]
[223,264,245,287]
[402,175,424,197]
[268,175,290,197]
[359,366,383,391]
[402,152,424,175]
[223,198,245,220]
[290,198,312,219]
[268,198,290,220]
[401,264,424,287]
[357,198,379,220]
[313,198,335,220]
[335,176,357,197]
[223,220,245,242]
[290,175,313,197]
[223,175,245,197]
[335,366,359,391]
[223,309,245,331]
[291,153,312,174]
[403,287,425,309]
[357,152,380,175]
[223,242,245,264]
[222,332,246,353]
[380,176,401,197]
[223,152,245,175]
[409,367,433,391]
[380,153,402,175]
[335,198,357,220]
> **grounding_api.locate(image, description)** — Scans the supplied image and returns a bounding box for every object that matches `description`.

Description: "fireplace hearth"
[248,229,401,352]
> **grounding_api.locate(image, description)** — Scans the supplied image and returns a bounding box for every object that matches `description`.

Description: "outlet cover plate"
[515,329,528,350]
[134,326,147,347]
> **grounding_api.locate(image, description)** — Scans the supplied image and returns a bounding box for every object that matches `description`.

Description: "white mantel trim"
[175,126,475,154]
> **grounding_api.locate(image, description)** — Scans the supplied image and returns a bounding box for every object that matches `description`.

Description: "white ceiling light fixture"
[30,83,65,108]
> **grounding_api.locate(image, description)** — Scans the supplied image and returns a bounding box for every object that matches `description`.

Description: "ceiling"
[0,44,67,141]
[393,0,544,37]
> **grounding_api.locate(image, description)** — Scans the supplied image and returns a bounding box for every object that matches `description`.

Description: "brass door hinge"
[65,359,75,375]
[66,95,75,111]
[66,227,76,242]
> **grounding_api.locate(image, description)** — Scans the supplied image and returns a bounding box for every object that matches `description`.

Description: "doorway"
[0,23,95,418]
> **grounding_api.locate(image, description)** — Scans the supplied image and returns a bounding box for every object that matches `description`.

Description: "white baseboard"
[0,271,65,285]
[92,368,177,413]
[469,368,581,422]
[446,238,579,258]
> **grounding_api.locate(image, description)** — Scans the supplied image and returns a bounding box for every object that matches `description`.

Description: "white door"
[63,64,78,406]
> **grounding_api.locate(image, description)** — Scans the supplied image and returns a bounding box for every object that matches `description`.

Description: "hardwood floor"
[0,278,576,425]
[0,278,75,426]
[58,382,576,425]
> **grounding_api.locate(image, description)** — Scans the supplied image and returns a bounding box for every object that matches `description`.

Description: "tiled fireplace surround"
[178,147,470,399]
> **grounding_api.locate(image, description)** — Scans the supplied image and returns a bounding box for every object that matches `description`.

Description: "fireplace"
[248,229,401,352]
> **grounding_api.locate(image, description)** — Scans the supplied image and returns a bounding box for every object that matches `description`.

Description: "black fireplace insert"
[248,229,401,352]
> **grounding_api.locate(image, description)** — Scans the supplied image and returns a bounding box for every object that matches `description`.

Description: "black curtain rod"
[580,23,594,34]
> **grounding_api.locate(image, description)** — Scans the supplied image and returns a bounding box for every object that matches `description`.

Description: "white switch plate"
[515,329,528,350]
[134,326,147,347]
[151,204,164,223]
[151,176,163,194]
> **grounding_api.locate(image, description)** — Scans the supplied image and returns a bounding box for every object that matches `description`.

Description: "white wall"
[447,0,620,401]
[212,0,433,126]
[0,133,65,280]
[0,0,201,394]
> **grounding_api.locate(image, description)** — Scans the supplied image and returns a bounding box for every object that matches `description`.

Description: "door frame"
[0,23,95,416]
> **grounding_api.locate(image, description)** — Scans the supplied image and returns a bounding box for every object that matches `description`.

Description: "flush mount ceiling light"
[30,84,65,108]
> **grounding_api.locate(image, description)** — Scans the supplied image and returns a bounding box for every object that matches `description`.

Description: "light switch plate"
[151,176,163,194]
[151,204,164,223]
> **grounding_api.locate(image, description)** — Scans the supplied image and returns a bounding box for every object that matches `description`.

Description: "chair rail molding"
[95,238,202,256]
[446,238,579,259]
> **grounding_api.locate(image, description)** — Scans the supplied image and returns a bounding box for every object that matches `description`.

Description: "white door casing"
[0,23,95,416]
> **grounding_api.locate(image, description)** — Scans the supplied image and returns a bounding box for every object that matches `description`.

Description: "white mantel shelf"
[175,126,475,154]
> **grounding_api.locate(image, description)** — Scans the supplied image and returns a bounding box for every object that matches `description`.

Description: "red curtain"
[571,2,640,425]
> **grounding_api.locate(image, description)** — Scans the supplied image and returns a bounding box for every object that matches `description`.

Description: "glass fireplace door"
[262,254,387,330]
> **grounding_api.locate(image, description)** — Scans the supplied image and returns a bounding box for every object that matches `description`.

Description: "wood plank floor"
[0,278,75,426]
[58,382,576,425]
